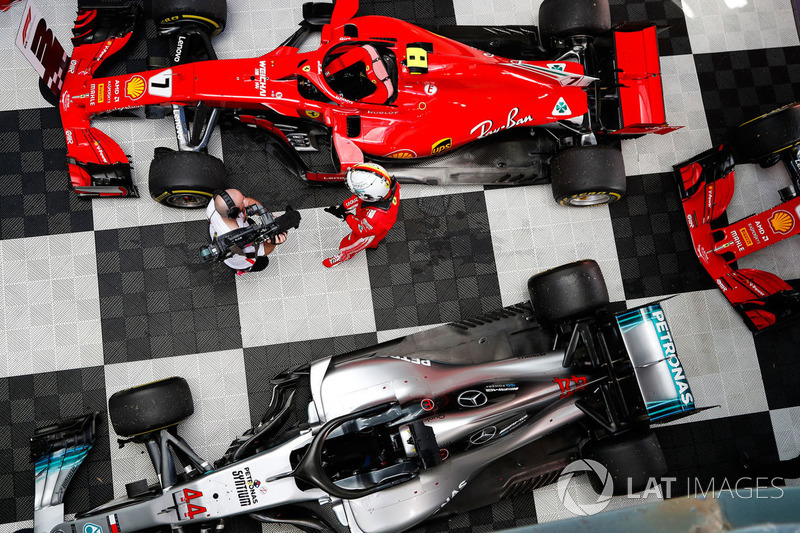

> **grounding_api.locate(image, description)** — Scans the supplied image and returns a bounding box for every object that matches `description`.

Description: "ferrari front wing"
[674,146,800,331]
[60,6,140,198]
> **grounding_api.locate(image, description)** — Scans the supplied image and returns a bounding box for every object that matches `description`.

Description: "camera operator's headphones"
[214,190,241,218]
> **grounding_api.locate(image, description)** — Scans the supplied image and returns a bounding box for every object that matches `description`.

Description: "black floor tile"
[0,368,112,523]
[0,109,93,241]
[695,46,800,146]
[655,411,781,497]
[96,221,242,364]
[409,492,537,533]
[218,119,346,211]
[369,192,502,330]
[754,320,800,410]
[610,172,716,299]
[357,0,456,24]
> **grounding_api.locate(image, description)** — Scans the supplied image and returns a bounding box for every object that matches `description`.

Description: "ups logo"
[431,137,452,155]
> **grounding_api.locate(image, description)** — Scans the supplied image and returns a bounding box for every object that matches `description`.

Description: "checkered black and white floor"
[2,0,800,531]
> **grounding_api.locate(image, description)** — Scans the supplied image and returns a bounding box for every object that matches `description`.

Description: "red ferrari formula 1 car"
[58,0,676,207]
[674,103,800,331]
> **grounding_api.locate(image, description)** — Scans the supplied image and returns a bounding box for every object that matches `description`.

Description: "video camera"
[200,204,302,263]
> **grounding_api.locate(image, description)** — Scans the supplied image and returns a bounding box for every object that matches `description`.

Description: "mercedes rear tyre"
[152,0,227,36]
[733,103,800,165]
[585,431,668,496]
[538,0,611,46]
[551,145,626,207]
[149,149,226,208]
[109,377,194,438]
[527,259,609,323]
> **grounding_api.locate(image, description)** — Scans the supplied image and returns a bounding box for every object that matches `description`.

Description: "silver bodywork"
[35,303,695,533]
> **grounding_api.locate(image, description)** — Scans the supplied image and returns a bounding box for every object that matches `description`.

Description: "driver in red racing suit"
[323,163,400,268]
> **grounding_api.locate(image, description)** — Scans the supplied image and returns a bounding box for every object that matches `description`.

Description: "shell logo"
[125,75,146,100]
[769,210,795,234]
[387,150,416,159]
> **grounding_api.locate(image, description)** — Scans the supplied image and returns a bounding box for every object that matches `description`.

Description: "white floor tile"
[0,231,102,379]
[0,521,33,533]
[485,186,624,307]
[237,207,376,347]
[769,406,800,462]
[681,0,799,54]
[454,0,542,25]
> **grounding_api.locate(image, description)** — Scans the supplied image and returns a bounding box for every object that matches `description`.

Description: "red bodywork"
[675,147,800,331]
[59,0,673,195]
[1,0,22,12]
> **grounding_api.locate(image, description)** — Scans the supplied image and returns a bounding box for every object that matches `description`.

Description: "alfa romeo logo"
[457,390,488,408]
[556,459,613,516]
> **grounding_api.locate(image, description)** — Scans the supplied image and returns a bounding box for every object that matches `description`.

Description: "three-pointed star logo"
[469,426,497,445]
[457,390,488,408]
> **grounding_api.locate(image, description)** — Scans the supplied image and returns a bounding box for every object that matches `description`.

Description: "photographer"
[206,189,287,274]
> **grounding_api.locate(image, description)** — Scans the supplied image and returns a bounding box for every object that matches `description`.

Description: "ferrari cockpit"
[322,43,397,104]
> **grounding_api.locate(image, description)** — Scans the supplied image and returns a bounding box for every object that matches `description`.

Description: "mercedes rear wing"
[615,303,697,422]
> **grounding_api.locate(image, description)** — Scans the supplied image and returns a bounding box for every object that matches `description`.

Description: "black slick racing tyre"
[149,150,226,208]
[585,431,667,496]
[550,145,626,207]
[538,0,611,45]
[527,259,609,323]
[733,103,800,164]
[109,377,194,437]
[152,0,227,36]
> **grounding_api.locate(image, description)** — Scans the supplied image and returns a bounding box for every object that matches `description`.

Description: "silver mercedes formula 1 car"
[29,261,698,533]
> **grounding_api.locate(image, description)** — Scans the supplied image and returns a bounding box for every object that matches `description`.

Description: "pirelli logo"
[739,228,753,247]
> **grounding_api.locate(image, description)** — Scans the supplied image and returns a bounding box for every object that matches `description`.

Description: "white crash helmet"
[345,163,392,201]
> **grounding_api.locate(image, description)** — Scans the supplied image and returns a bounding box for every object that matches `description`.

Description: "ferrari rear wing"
[674,147,800,331]
[604,24,680,136]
